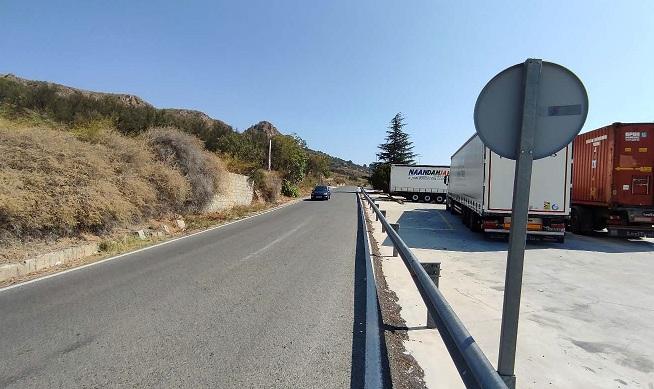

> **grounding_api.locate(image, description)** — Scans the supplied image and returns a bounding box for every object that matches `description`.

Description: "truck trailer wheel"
[411,194,420,202]
[423,194,432,203]
[462,209,470,226]
[469,212,482,232]
[435,195,445,204]
[570,206,592,235]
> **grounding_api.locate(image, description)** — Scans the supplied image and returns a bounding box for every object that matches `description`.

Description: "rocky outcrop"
[244,121,281,138]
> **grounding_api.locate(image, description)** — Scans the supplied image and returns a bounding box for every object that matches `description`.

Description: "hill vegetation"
[0,74,369,182]
[0,73,368,254]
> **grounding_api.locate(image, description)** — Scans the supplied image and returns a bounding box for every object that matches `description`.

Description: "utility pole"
[268,138,272,171]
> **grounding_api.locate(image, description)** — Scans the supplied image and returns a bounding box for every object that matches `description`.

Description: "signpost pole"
[268,138,272,171]
[497,59,542,388]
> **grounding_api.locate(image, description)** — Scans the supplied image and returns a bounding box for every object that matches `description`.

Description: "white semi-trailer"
[389,164,450,203]
[447,134,571,242]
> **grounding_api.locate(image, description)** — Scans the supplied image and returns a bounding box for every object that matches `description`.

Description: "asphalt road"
[0,187,369,388]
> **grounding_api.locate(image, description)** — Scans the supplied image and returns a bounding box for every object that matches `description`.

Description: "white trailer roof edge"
[451,133,480,159]
[390,164,450,168]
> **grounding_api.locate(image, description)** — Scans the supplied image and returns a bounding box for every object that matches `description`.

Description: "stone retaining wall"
[204,172,254,212]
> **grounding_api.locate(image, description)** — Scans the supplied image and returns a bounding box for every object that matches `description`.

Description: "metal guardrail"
[357,191,383,389]
[360,188,508,389]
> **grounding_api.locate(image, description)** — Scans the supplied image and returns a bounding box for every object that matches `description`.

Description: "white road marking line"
[437,211,455,230]
[241,222,307,262]
[0,199,306,293]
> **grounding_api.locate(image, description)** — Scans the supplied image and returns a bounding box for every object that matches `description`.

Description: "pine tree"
[376,113,416,164]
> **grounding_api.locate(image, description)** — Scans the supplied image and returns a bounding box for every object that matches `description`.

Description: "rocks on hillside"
[244,121,281,138]
[1,73,152,108]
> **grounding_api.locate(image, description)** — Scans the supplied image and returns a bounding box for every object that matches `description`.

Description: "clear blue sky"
[1,1,652,165]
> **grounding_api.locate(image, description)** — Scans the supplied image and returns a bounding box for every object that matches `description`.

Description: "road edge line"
[0,197,307,293]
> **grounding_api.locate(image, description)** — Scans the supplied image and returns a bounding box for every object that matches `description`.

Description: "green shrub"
[281,179,300,197]
[272,135,308,183]
[368,162,390,192]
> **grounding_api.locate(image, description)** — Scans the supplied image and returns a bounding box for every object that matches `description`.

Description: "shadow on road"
[381,207,654,254]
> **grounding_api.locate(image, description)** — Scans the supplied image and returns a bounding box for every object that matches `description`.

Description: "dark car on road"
[311,185,331,200]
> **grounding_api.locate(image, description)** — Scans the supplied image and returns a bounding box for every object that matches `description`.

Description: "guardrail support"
[421,262,441,329]
[421,262,440,288]
[390,223,400,256]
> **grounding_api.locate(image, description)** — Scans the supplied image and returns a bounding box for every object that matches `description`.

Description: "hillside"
[0,74,368,178]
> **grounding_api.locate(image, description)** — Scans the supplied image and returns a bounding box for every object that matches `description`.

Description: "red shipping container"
[572,123,654,207]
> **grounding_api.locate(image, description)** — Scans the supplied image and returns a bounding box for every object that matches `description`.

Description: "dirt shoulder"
[362,199,427,389]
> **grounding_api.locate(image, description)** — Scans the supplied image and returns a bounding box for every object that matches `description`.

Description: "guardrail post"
[421,262,441,328]
[390,223,400,256]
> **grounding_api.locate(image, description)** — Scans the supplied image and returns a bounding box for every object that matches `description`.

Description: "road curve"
[0,187,369,388]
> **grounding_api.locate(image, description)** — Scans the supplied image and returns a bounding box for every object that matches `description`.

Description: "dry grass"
[144,127,226,213]
[0,126,193,241]
[256,170,282,203]
[185,203,272,230]
[0,121,230,242]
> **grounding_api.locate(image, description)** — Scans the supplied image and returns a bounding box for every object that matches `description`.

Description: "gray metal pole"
[497,58,542,389]
[268,138,272,171]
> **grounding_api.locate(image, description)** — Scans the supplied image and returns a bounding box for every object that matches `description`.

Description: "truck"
[389,164,450,203]
[447,134,571,242]
[569,122,654,238]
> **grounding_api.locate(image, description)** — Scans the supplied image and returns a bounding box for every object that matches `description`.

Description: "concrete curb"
[0,197,307,290]
[0,243,99,284]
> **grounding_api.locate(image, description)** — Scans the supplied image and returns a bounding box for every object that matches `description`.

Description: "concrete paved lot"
[370,196,654,388]
[0,187,369,388]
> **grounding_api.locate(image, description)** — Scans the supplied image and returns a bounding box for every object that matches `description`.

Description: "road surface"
[0,187,369,388]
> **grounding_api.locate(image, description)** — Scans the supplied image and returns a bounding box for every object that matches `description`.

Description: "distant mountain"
[0,73,369,177]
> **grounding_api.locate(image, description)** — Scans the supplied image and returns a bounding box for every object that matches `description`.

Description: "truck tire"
[570,206,592,235]
[593,220,607,231]
[448,200,457,214]
[435,195,445,204]
[469,212,482,232]
[411,194,420,202]
[423,194,432,203]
